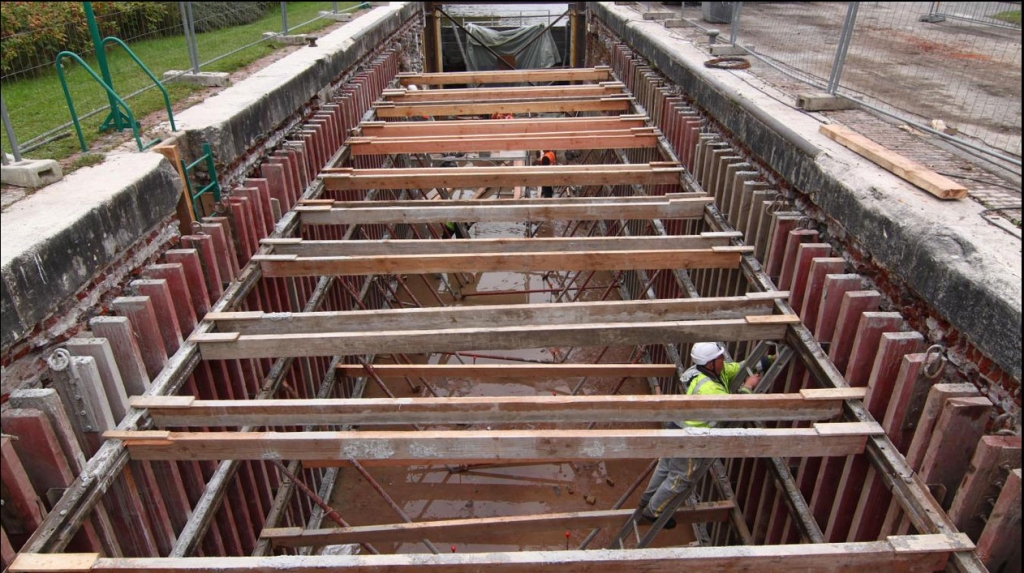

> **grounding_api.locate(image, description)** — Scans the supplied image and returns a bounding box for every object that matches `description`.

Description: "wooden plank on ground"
[192,316,798,359]
[261,502,733,547]
[131,390,858,428]
[105,424,875,462]
[7,533,975,571]
[819,124,967,200]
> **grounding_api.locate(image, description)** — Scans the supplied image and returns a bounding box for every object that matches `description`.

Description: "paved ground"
[638,1,1022,226]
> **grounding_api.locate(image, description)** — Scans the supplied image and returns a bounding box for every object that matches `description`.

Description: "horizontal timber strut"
[204,294,789,335]
[262,233,738,256]
[130,388,866,428]
[397,66,613,85]
[356,115,649,136]
[321,163,682,190]
[372,97,631,118]
[104,424,881,462]
[8,534,975,571]
[296,196,713,225]
[260,502,734,547]
[254,247,753,277]
[348,128,652,154]
[191,316,800,359]
[334,363,679,378]
[382,82,626,102]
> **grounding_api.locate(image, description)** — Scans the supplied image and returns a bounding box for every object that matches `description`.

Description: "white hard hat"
[691,342,725,366]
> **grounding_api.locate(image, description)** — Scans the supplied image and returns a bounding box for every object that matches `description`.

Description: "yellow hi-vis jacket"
[677,362,750,428]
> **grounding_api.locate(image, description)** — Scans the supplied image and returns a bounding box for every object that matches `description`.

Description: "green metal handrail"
[180,142,222,219]
[101,36,177,133]
[55,51,160,152]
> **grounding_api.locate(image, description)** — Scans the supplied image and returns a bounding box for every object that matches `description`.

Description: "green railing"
[55,51,159,152]
[101,36,177,133]
[181,142,222,219]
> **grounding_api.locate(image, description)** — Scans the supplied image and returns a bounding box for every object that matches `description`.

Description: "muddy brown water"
[327,218,696,552]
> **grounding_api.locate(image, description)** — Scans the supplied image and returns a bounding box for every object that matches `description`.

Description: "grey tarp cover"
[463,22,561,74]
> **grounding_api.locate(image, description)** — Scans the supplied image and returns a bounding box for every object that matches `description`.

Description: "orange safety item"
[540,150,556,166]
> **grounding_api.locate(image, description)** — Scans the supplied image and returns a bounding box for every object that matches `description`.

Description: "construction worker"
[537,150,556,198]
[636,342,764,529]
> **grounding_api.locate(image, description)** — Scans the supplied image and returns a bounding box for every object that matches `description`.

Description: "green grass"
[990,10,1021,25]
[1,2,360,164]
[71,153,106,170]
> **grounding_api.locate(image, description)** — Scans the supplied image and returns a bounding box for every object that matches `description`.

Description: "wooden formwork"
[2,49,1012,573]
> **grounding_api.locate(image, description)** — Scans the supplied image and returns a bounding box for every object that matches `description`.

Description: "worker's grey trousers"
[639,456,702,518]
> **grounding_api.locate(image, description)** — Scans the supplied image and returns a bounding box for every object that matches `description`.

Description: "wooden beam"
[130,389,863,428]
[383,83,626,102]
[192,316,798,360]
[205,294,788,335]
[296,197,712,225]
[260,502,733,547]
[819,124,968,200]
[263,233,737,256]
[321,163,682,190]
[397,66,613,85]
[255,247,751,277]
[357,115,648,137]
[104,423,879,462]
[205,294,782,335]
[334,363,678,379]
[349,127,652,154]
[373,97,631,118]
[8,534,975,571]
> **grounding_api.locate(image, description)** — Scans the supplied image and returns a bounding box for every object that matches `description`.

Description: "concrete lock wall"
[588,3,1022,393]
[0,3,420,380]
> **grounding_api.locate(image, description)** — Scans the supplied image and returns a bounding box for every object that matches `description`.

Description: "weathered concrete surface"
[1,153,181,352]
[173,2,419,179]
[591,3,1022,382]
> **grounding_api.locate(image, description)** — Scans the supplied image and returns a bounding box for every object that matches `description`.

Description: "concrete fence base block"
[264,32,313,46]
[710,45,748,56]
[319,11,352,22]
[665,19,689,28]
[0,158,63,189]
[796,93,860,112]
[643,12,674,20]
[163,71,230,88]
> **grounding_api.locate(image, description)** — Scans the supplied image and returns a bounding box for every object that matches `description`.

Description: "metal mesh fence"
[1,2,360,161]
[726,1,1021,159]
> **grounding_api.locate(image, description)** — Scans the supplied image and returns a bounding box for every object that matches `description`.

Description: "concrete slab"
[593,3,1022,382]
[0,158,63,188]
[1,153,181,352]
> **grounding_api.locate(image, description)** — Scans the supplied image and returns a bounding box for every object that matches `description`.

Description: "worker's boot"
[639,509,677,530]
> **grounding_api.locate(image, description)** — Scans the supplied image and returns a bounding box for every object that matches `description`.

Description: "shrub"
[0,2,179,78]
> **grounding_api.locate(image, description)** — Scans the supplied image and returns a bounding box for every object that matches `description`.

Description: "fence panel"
[1,2,358,161]
[726,1,1021,159]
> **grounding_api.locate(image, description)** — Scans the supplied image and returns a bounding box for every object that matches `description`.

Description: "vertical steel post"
[84,2,125,131]
[332,2,338,14]
[729,2,743,45]
[1,94,22,163]
[180,2,200,74]
[281,2,289,35]
[826,2,859,95]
